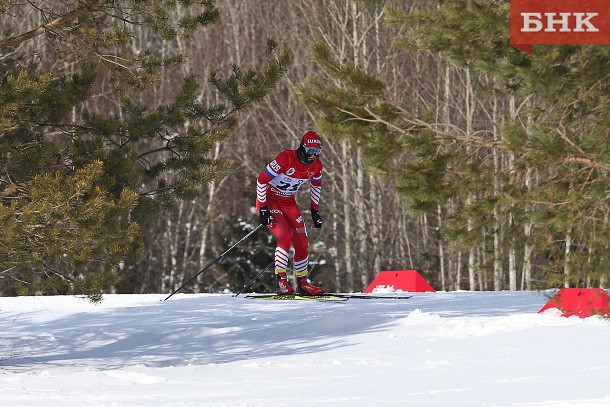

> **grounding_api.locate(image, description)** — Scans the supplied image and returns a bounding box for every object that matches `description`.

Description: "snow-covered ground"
[1,291,610,406]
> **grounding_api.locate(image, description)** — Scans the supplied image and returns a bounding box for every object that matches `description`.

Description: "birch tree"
[0,0,292,297]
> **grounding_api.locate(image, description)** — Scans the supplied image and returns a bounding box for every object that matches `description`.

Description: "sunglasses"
[304,146,322,156]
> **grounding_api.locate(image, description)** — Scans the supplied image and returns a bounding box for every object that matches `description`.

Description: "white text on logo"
[521,12,599,32]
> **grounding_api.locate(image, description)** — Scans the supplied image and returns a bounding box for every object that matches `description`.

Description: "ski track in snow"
[1,291,610,406]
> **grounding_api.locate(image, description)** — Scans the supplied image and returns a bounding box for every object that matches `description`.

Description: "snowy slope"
[1,291,610,406]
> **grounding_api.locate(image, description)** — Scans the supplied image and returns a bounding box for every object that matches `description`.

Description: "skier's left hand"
[259,206,272,226]
[311,209,324,228]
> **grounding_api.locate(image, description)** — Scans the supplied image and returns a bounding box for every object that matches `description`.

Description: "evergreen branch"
[563,157,610,172]
[96,54,133,71]
[554,125,608,171]
[138,185,178,196]
[0,0,110,49]
[0,266,17,275]
[349,105,503,149]
[42,262,74,284]
[136,143,180,160]
[8,275,33,287]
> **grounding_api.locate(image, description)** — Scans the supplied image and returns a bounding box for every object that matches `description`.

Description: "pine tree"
[0,0,293,298]
[299,0,608,288]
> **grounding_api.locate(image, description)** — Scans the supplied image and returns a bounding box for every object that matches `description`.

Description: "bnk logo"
[510,0,610,53]
[521,12,599,32]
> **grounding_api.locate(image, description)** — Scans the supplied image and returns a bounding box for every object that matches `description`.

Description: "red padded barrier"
[539,288,610,318]
[363,270,436,293]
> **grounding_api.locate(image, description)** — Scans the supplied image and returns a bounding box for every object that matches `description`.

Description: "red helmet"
[297,131,322,164]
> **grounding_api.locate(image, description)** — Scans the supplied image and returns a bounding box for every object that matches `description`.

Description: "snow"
[1,291,610,406]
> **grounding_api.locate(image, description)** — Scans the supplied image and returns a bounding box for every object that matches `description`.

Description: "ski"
[242,293,412,301]
[243,294,347,302]
[331,293,413,300]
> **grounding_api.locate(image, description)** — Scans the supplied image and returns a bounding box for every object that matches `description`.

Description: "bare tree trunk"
[332,210,341,292]
[437,205,446,291]
[564,231,572,288]
[167,218,177,291]
[492,95,503,291]
[181,205,196,275]
[195,143,226,292]
[402,211,415,270]
[160,223,170,293]
[468,241,477,291]
[480,244,487,290]
[369,176,382,285]
[342,141,354,292]
[507,96,519,291]
[508,211,517,291]
[522,219,533,290]
[522,140,535,290]
[355,150,367,291]
[455,250,462,290]
[464,67,477,291]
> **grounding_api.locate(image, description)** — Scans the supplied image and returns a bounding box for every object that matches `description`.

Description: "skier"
[256,131,325,295]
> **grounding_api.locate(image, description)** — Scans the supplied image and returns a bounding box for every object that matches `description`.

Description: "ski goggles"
[304,146,322,156]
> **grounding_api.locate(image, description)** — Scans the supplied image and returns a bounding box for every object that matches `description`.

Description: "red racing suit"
[256,149,322,277]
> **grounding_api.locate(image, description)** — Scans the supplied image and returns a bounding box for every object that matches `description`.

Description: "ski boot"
[297,276,324,296]
[276,272,295,295]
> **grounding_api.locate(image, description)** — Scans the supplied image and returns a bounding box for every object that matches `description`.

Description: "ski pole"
[164,223,263,301]
[233,260,274,297]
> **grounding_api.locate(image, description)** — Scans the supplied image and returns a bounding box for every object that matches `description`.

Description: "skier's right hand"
[259,206,271,226]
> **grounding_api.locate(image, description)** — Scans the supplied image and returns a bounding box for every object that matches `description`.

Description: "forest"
[0,0,608,298]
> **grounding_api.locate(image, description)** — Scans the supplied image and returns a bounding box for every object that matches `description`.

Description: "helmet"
[296,131,322,164]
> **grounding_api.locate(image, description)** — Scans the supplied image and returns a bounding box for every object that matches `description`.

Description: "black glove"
[311,209,323,228]
[259,206,271,226]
